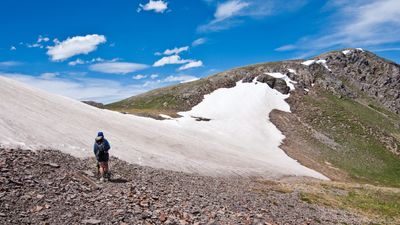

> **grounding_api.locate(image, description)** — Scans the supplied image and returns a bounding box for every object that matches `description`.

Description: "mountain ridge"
[106,48,399,117]
[105,48,400,187]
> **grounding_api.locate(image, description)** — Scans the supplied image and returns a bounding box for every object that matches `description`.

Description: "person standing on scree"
[93,132,111,181]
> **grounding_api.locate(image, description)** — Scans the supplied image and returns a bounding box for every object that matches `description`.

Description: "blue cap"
[97,132,104,137]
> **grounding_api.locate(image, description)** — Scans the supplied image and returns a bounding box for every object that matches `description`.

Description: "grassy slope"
[302,90,400,187]
[298,181,400,223]
[105,78,210,117]
[255,179,400,223]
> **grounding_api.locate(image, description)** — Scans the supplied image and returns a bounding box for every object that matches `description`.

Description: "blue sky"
[1,0,399,103]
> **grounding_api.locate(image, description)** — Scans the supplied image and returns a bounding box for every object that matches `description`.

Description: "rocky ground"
[0,148,378,225]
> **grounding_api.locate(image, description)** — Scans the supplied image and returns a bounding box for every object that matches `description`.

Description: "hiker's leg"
[104,162,108,174]
[99,162,106,177]
[103,162,109,178]
[96,162,100,177]
[104,153,110,178]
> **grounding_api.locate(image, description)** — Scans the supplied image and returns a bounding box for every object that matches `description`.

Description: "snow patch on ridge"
[265,72,297,90]
[301,60,315,66]
[342,50,351,55]
[315,59,331,71]
[343,48,364,55]
[302,59,331,71]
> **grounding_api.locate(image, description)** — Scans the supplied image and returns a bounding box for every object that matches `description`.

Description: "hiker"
[93,132,111,181]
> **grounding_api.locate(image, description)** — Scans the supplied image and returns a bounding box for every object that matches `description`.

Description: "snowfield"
[0,76,328,180]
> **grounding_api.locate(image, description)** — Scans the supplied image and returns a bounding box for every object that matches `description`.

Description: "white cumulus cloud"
[89,62,148,74]
[138,0,168,13]
[47,34,106,61]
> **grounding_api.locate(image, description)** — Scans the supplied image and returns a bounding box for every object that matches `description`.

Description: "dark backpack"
[96,141,107,155]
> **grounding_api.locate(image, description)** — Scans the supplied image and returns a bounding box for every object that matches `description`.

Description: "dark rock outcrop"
[82,101,104,108]
[318,49,400,113]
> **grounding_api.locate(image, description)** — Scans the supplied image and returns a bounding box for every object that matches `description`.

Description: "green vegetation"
[303,90,400,187]
[105,78,211,116]
[299,182,400,222]
[110,94,181,110]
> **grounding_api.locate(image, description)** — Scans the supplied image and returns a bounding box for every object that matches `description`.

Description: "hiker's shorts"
[97,152,109,162]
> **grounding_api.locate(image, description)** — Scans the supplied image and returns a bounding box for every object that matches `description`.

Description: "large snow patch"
[0,76,327,180]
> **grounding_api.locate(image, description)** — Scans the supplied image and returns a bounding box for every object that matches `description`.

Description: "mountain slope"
[107,48,400,187]
[106,49,400,116]
[0,75,326,179]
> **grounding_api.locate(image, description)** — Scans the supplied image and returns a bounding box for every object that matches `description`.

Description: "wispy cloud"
[153,55,191,67]
[0,61,22,68]
[161,46,189,55]
[275,44,296,52]
[192,38,207,47]
[372,47,400,52]
[276,0,400,55]
[132,74,147,80]
[47,34,106,61]
[37,35,50,43]
[39,72,59,79]
[214,0,249,22]
[153,55,204,70]
[198,0,306,32]
[164,75,199,83]
[21,35,51,49]
[178,60,203,71]
[89,62,148,74]
[68,57,110,66]
[198,0,249,32]
[1,72,151,103]
[138,0,168,13]
[143,74,199,87]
